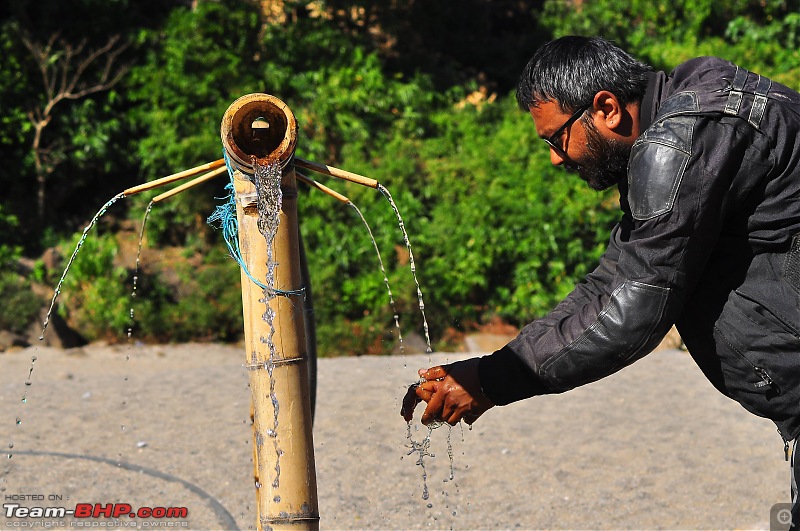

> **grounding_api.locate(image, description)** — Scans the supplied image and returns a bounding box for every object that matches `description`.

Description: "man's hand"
[400,357,494,426]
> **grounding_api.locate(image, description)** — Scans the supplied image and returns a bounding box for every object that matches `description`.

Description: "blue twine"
[207,150,305,298]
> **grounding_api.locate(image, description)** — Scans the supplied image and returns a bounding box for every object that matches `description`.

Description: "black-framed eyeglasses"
[542,102,592,158]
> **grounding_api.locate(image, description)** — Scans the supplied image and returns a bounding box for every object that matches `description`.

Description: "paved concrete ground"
[0,343,791,530]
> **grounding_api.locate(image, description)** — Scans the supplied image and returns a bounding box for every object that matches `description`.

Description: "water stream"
[40,192,126,340]
[347,202,405,358]
[376,185,432,358]
[252,158,284,491]
[375,184,461,506]
[18,192,126,453]
[127,201,154,339]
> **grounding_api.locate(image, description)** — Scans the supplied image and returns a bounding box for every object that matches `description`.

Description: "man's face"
[577,117,631,191]
[530,101,630,191]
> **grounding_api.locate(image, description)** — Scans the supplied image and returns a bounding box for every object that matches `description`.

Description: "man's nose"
[550,148,566,166]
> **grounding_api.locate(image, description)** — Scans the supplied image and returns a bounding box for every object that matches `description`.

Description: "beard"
[565,118,631,191]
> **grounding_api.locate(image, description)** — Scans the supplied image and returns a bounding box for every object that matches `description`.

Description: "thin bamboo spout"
[122,159,225,196]
[221,93,319,531]
[294,157,378,189]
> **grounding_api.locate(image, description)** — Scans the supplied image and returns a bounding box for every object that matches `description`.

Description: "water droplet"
[24,381,31,386]
[273,496,280,503]
[8,443,13,449]
[20,398,26,404]
[254,481,262,489]
[120,425,125,431]
[452,511,457,516]
[15,418,21,426]
[426,503,432,509]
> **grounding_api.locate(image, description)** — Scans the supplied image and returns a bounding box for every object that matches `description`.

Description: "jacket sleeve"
[479,106,738,406]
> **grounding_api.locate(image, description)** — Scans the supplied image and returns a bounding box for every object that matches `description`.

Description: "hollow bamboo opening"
[221,93,298,176]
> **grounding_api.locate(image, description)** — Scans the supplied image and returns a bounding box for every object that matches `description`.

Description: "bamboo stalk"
[234,168,319,531]
[123,159,225,196]
[222,93,319,531]
[151,166,227,203]
[294,157,379,189]
[296,171,350,204]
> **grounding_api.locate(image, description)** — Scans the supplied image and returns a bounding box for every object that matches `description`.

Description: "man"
[401,36,800,525]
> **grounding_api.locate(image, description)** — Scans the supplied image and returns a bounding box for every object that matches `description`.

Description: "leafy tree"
[541,0,800,86]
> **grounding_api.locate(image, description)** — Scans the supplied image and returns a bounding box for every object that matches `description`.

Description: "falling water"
[405,421,436,500]
[19,355,37,404]
[347,202,405,358]
[128,200,154,339]
[253,157,284,489]
[41,192,126,340]
[378,183,465,507]
[376,185,432,358]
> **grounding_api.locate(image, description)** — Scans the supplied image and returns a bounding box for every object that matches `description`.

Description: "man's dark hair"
[516,36,651,112]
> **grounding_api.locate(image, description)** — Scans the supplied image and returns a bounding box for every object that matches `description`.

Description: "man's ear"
[592,90,623,130]
[592,90,637,137]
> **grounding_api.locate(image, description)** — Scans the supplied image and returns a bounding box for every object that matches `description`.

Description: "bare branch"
[20,31,130,221]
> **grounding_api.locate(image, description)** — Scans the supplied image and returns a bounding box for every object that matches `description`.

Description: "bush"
[0,272,41,334]
[56,232,131,341]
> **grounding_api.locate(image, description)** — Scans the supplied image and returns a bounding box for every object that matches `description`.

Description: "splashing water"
[347,202,405,358]
[405,422,435,500]
[128,200,154,339]
[376,185,432,358]
[253,157,284,489]
[41,193,126,340]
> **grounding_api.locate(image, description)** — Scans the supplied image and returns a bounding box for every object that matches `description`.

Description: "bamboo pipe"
[296,171,350,204]
[294,156,379,189]
[122,159,225,196]
[221,93,319,531]
[151,166,228,203]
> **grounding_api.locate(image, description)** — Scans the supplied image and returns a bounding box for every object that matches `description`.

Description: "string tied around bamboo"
[207,149,305,298]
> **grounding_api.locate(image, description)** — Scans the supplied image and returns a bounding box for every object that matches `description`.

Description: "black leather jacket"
[479,57,800,441]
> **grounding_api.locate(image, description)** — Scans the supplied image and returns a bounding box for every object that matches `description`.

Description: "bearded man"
[401,35,800,527]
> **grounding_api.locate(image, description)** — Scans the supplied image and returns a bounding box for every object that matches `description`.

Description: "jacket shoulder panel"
[628,92,698,221]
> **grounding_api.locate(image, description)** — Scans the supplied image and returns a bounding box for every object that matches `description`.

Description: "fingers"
[420,366,447,381]
[420,385,446,425]
[400,380,437,422]
[400,385,421,422]
[403,364,483,426]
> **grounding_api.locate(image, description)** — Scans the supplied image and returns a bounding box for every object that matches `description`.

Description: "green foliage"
[0,272,41,334]
[4,0,800,354]
[541,0,800,86]
[57,232,131,340]
[158,249,244,342]
[299,93,618,354]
